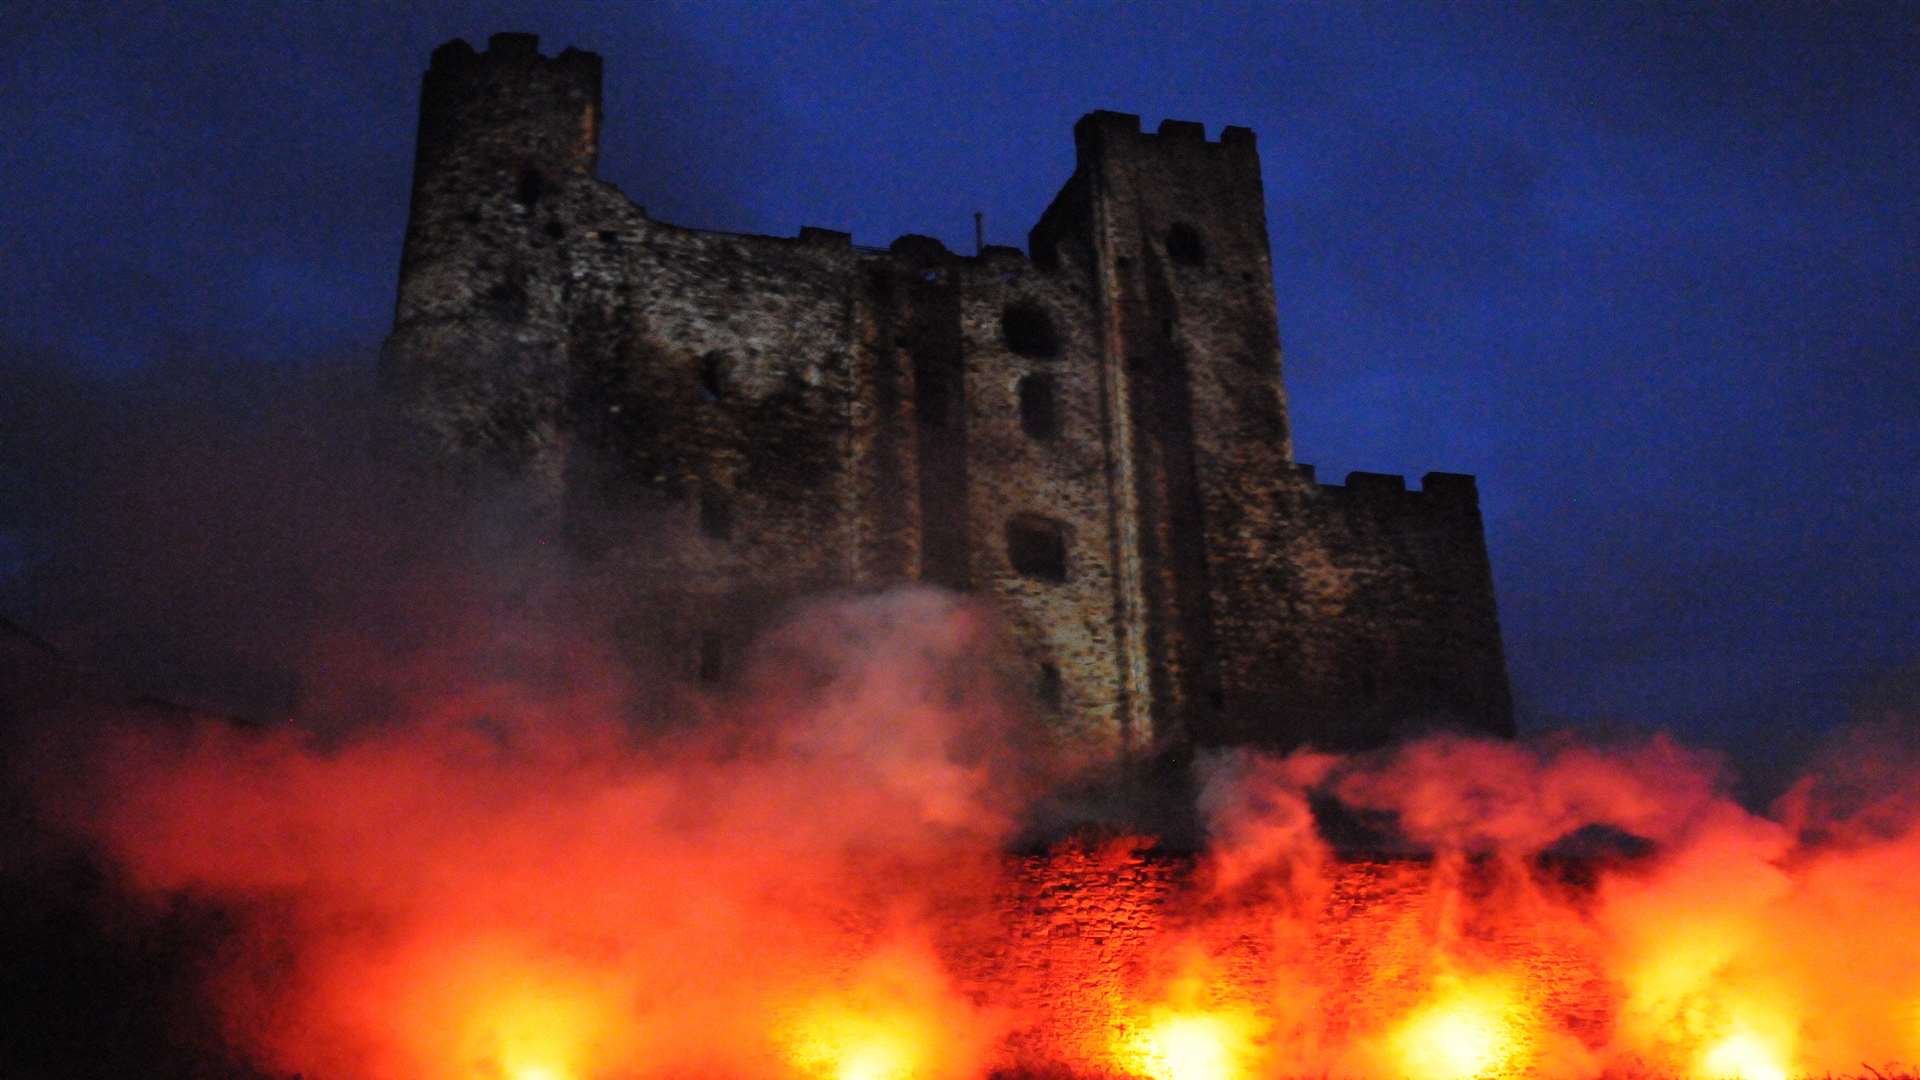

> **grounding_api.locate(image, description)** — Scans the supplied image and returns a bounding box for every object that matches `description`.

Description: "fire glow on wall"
[32,30,1916,1080]
[51,589,1920,1080]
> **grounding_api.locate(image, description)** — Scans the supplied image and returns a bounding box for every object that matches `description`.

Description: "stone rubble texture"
[383,33,1515,767]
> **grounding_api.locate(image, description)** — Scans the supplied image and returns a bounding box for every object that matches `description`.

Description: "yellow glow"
[462,982,599,1080]
[780,1000,927,1080]
[1387,977,1524,1080]
[1697,1028,1788,1080]
[1112,1006,1264,1080]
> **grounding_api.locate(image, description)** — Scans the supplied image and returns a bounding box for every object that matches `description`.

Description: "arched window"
[1036,662,1063,712]
[1165,222,1206,266]
[515,164,546,208]
[698,351,731,401]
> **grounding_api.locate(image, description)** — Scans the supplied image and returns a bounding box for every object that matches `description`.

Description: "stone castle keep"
[383,33,1514,764]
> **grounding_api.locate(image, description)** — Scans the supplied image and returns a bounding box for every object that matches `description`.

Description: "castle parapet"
[1074,110,1260,157]
[416,32,603,179]
[797,226,852,248]
[1293,466,1483,509]
[429,32,601,77]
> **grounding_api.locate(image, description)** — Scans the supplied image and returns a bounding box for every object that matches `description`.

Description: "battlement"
[429,32,602,78]
[1293,465,1481,507]
[1073,110,1259,156]
[414,33,604,183]
[796,226,852,248]
[386,33,1513,758]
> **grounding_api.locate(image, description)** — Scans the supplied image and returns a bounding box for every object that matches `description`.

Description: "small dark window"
[1001,303,1060,358]
[1166,222,1205,266]
[1006,513,1068,582]
[1018,375,1058,439]
[699,351,731,401]
[481,274,528,321]
[700,487,733,540]
[515,165,546,208]
[1036,662,1063,712]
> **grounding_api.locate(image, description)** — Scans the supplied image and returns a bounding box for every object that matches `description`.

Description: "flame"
[1110,962,1266,1080]
[1697,1027,1789,1080]
[48,596,1920,1080]
[1385,975,1527,1080]
[468,990,593,1080]
[778,1000,929,1080]
[771,943,998,1080]
[1115,1010,1263,1080]
[398,941,627,1080]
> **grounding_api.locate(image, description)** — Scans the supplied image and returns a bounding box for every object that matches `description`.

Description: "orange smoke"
[35,588,1920,1078]
[51,589,1025,1079]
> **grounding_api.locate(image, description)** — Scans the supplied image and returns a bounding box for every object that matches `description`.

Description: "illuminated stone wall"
[942,843,1609,1075]
[384,33,1513,765]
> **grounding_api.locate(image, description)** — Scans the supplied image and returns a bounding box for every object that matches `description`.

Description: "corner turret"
[384,34,607,470]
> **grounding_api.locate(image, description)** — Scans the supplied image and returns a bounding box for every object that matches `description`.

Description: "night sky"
[4,2,1915,794]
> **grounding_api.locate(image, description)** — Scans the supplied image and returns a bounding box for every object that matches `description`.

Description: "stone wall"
[383,33,1515,767]
[939,841,1609,1075]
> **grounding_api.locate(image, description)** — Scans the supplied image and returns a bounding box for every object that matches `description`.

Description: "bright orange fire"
[1110,964,1267,1080]
[773,945,999,1080]
[37,591,1920,1079]
[1384,974,1527,1080]
[1697,1026,1791,1080]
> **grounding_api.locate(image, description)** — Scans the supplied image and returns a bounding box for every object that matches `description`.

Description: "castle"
[382,33,1513,766]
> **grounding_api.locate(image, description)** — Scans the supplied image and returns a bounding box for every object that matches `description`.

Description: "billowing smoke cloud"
[0,349,503,721]
[18,567,1920,1078]
[1154,723,1920,1080]
[8,350,1920,1080]
[36,587,1025,1080]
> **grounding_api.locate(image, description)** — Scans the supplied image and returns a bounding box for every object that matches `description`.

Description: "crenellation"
[384,33,1514,768]
[796,226,852,247]
[1418,471,1480,504]
[1299,469,1483,509]
[429,38,476,70]
[1341,470,1408,495]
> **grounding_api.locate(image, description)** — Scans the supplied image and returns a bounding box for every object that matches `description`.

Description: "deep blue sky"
[4,2,1915,789]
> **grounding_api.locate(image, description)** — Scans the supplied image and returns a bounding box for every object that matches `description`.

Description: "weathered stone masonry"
[383,33,1514,766]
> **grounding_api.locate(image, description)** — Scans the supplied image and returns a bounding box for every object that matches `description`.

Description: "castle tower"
[383,36,1514,773]
[385,33,604,479]
[1030,111,1511,755]
[1030,114,1299,755]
